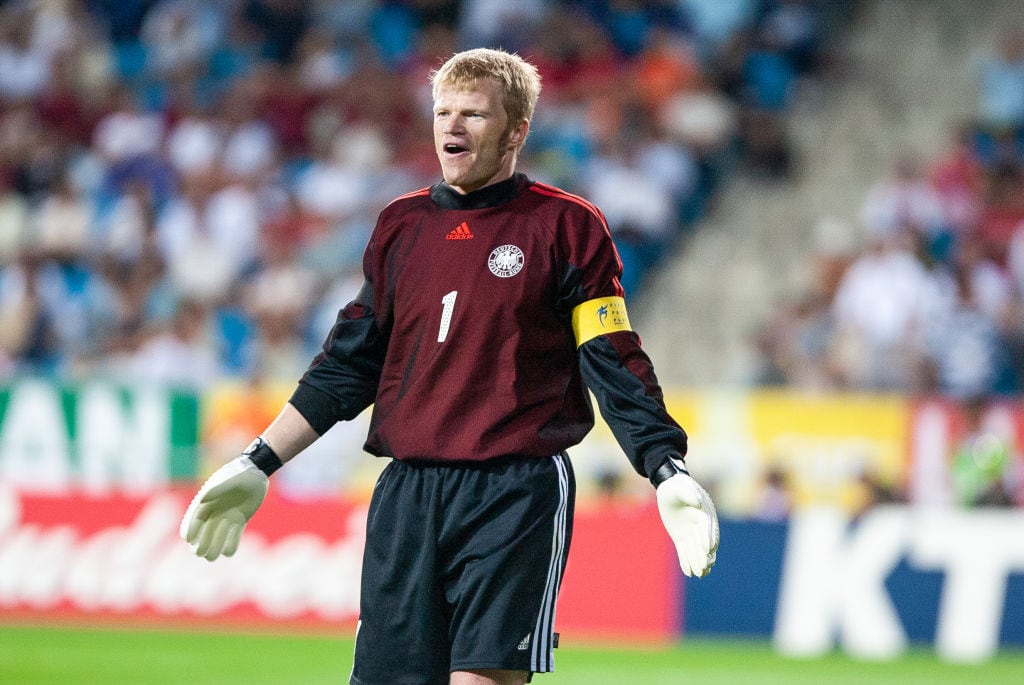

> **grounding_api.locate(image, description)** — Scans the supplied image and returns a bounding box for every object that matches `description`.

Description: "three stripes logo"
[446,221,474,240]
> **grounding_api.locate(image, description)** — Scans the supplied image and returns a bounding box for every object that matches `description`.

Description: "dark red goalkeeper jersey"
[290,173,686,479]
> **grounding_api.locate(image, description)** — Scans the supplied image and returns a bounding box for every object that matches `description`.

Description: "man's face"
[433,78,526,194]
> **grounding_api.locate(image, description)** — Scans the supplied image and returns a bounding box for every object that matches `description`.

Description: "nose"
[442,114,465,134]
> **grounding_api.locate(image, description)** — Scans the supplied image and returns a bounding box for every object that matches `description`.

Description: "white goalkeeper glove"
[652,457,719,578]
[180,437,280,561]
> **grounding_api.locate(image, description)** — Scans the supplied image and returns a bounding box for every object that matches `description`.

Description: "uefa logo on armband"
[598,300,627,328]
[487,244,525,278]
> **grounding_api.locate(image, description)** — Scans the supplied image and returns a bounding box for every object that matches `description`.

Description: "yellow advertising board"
[197,381,913,515]
[575,389,909,516]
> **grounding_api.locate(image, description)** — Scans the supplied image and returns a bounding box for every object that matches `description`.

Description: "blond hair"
[430,48,542,132]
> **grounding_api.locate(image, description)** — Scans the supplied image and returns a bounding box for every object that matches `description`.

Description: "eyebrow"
[434,102,494,116]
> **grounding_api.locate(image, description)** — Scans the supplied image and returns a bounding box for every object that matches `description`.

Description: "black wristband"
[649,457,688,488]
[244,437,283,476]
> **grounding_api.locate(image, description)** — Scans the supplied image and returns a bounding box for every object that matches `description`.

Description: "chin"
[444,173,475,190]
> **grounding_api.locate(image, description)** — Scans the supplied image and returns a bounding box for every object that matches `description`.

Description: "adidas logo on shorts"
[517,634,531,651]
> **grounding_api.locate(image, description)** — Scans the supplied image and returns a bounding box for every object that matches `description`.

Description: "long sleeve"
[289,279,387,435]
[578,330,688,479]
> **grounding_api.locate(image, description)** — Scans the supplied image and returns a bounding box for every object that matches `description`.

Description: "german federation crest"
[487,244,525,278]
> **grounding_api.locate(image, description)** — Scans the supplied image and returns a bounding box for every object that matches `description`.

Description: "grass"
[3,625,1024,684]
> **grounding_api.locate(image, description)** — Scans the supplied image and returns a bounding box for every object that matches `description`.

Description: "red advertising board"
[0,487,677,642]
[558,500,679,643]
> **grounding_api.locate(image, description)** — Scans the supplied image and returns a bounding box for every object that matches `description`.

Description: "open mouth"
[444,144,469,155]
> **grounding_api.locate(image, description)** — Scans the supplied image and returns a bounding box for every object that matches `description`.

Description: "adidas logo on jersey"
[446,221,474,240]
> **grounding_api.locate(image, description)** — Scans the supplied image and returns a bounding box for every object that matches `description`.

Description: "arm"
[575,303,719,578]
[262,402,321,463]
[556,201,718,576]
[181,279,387,561]
[577,329,688,479]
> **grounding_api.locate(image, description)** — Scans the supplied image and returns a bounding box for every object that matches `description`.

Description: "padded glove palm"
[180,456,268,562]
[656,468,720,578]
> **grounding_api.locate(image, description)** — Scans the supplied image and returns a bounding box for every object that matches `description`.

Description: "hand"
[656,468,719,578]
[180,456,269,561]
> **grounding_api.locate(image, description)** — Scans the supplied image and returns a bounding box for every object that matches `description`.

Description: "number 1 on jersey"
[438,290,457,342]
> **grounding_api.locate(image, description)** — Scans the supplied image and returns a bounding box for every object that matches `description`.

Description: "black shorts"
[350,453,575,685]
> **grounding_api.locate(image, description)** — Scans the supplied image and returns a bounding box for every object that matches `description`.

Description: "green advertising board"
[0,379,199,491]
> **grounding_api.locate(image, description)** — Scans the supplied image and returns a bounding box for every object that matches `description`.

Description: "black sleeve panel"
[289,281,386,434]
[578,330,688,478]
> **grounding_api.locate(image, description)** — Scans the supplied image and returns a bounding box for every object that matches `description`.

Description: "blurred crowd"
[755,24,1024,403]
[0,0,839,387]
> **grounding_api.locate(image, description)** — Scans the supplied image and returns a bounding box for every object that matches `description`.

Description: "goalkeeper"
[181,47,718,685]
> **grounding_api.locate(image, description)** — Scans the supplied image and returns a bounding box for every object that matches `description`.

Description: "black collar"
[430,173,530,210]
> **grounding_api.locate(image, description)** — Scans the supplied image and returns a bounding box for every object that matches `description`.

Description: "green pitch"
[3,625,1024,685]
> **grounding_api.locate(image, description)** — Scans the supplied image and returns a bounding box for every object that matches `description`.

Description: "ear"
[508,119,529,148]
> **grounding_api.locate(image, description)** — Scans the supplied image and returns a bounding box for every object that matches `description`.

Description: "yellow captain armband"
[572,296,632,347]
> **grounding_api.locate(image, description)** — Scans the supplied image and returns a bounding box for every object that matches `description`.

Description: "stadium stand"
[0,0,841,385]
[640,0,1024,393]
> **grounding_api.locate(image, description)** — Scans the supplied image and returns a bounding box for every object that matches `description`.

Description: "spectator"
[759,0,824,75]
[860,155,950,263]
[831,227,942,392]
[139,0,226,84]
[459,0,548,52]
[739,108,794,179]
[241,216,318,381]
[216,77,280,182]
[659,79,739,165]
[1003,217,1024,301]
[921,262,1006,398]
[242,0,311,64]
[742,23,799,112]
[751,466,793,521]
[632,27,704,112]
[751,217,855,389]
[0,253,59,374]
[946,233,1012,324]
[526,8,622,106]
[583,112,679,294]
[678,0,758,61]
[92,84,165,165]
[753,290,836,388]
[853,469,905,517]
[164,102,225,178]
[975,161,1024,266]
[32,174,93,263]
[292,27,355,93]
[0,174,28,265]
[0,0,835,391]
[928,123,986,238]
[1,102,66,202]
[129,297,221,389]
[0,7,51,105]
[973,25,1024,133]
[155,174,238,305]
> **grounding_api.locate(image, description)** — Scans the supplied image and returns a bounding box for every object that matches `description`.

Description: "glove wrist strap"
[650,457,688,488]
[244,437,283,476]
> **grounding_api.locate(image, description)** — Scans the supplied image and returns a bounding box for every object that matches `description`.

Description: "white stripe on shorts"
[531,452,570,673]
